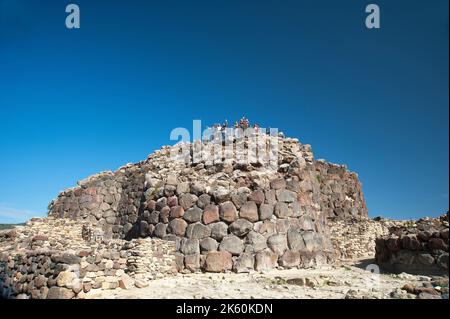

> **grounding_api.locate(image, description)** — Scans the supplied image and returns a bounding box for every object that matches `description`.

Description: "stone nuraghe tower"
[48,130,367,272]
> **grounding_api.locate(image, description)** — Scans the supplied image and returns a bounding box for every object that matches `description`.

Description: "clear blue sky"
[0,0,448,223]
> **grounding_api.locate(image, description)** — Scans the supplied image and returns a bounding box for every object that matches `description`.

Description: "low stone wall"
[328,217,407,260]
[375,214,449,275]
[329,218,388,260]
[0,218,177,299]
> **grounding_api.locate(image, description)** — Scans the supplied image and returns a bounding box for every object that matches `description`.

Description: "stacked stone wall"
[329,217,405,260]
[315,160,367,219]
[375,214,449,275]
[0,218,176,299]
[46,136,368,272]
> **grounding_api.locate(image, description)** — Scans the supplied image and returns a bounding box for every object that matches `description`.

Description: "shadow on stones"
[352,258,377,271]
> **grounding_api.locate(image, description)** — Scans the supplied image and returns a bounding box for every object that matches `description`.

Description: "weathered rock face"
[46,133,368,273]
[375,214,449,275]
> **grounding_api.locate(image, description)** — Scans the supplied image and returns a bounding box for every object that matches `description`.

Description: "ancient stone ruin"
[375,214,449,275]
[0,218,176,299]
[1,123,447,299]
[45,132,367,274]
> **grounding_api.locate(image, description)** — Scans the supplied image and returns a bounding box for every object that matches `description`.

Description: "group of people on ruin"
[205,117,285,141]
[210,117,252,131]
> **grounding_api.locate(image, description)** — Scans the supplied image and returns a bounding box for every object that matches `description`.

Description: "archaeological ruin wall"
[314,160,367,219]
[0,218,177,299]
[46,136,368,273]
[375,214,449,275]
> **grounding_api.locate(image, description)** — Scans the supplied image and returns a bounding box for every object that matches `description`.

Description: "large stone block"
[52,253,81,265]
[184,254,201,271]
[401,234,420,250]
[297,215,315,231]
[179,193,197,210]
[163,234,181,250]
[148,211,160,224]
[168,218,188,236]
[259,204,273,221]
[267,234,288,256]
[286,179,300,193]
[219,201,238,223]
[248,190,265,205]
[164,185,176,197]
[245,231,267,252]
[280,250,300,268]
[186,222,211,239]
[219,235,244,256]
[183,206,203,223]
[276,219,291,234]
[264,190,276,205]
[56,271,77,288]
[287,228,306,252]
[47,287,75,299]
[302,231,321,252]
[437,253,448,269]
[255,249,277,272]
[160,206,170,223]
[213,187,231,203]
[229,219,253,237]
[203,205,220,224]
[274,202,292,219]
[167,196,178,207]
[231,191,248,209]
[180,238,200,255]
[197,194,211,209]
[166,174,178,186]
[204,251,232,272]
[276,189,297,203]
[239,201,258,222]
[191,182,206,195]
[139,220,149,236]
[154,223,167,238]
[258,221,277,238]
[155,198,167,211]
[416,253,435,266]
[210,222,229,241]
[233,253,255,273]
[200,237,219,252]
[170,206,185,219]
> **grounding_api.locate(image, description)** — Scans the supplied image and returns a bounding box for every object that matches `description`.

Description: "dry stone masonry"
[314,160,367,219]
[375,214,449,275]
[0,218,176,299]
[328,217,407,260]
[1,124,447,299]
[46,133,367,274]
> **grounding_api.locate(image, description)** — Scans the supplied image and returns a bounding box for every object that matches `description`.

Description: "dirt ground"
[83,258,448,299]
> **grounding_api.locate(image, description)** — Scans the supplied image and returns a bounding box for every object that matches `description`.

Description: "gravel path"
[84,259,444,299]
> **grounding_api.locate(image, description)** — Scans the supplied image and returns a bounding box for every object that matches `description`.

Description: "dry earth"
[84,258,447,299]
